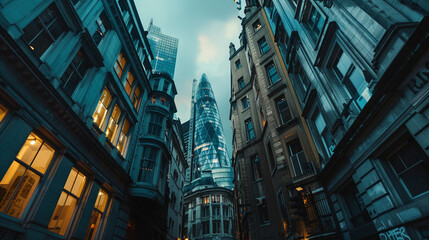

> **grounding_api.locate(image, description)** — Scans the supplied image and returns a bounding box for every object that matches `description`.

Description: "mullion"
[2,168,30,213]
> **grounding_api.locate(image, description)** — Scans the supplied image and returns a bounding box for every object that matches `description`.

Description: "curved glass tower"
[192,74,233,189]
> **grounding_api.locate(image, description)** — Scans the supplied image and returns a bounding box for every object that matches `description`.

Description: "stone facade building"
[229,5,336,240]
[0,0,185,239]
[231,0,429,240]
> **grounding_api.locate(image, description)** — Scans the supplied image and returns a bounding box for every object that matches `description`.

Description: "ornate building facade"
[231,0,429,240]
[0,0,185,239]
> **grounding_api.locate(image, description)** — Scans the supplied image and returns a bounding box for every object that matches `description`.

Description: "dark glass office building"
[147,20,179,78]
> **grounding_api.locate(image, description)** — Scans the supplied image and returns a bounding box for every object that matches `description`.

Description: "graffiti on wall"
[379,226,411,240]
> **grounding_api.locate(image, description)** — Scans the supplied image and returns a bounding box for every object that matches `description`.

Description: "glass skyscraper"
[147,19,179,78]
[192,74,233,189]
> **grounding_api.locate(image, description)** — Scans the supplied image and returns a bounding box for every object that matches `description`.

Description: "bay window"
[138,147,159,183]
[147,112,163,137]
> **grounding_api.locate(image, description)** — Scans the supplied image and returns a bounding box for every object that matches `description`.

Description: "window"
[245,118,255,140]
[213,220,221,233]
[288,139,307,177]
[203,196,210,204]
[241,97,249,110]
[276,96,292,124]
[92,11,110,46]
[22,4,67,57]
[85,189,109,240]
[60,50,90,95]
[173,170,178,182]
[222,206,228,217]
[212,195,220,203]
[387,137,429,197]
[202,206,209,218]
[313,110,333,157]
[123,72,134,96]
[266,62,280,84]
[0,104,8,123]
[267,142,276,170]
[147,112,163,136]
[223,220,229,234]
[114,52,126,78]
[235,59,242,69]
[203,221,210,234]
[253,20,262,32]
[105,105,121,142]
[213,205,220,216]
[116,118,130,155]
[307,4,325,40]
[251,155,262,180]
[257,198,270,224]
[163,82,170,93]
[132,87,141,110]
[153,78,160,91]
[258,37,269,54]
[333,47,371,110]
[93,88,112,129]
[292,60,311,100]
[238,77,245,90]
[138,147,159,183]
[49,168,86,235]
[0,133,54,218]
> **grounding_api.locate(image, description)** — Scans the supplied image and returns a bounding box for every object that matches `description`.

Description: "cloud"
[197,35,218,64]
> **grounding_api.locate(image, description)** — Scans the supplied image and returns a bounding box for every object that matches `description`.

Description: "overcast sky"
[135,1,243,155]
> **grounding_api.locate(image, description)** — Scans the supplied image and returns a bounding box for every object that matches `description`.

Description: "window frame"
[265,62,280,85]
[251,155,262,181]
[60,49,90,96]
[237,77,245,90]
[241,96,249,110]
[257,37,270,55]
[275,96,292,124]
[85,188,110,240]
[235,59,242,69]
[245,118,255,141]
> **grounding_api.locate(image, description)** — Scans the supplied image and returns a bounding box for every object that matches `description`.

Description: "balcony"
[291,151,317,183]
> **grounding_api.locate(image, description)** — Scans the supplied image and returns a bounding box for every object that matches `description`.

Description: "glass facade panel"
[192,74,233,188]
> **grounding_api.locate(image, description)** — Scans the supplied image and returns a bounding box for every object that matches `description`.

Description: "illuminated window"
[0,104,8,122]
[160,97,166,106]
[132,87,141,110]
[211,195,220,203]
[253,20,262,32]
[105,105,121,142]
[85,189,109,240]
[151,96,157,104]
[138,147,159,183]
[114,52,126,78]
[60,49,90,96]
[22,4,67,57]
[123,72,134,96]
[0,133,54,218]
[258,37,269,54]
[93,88,112,128]
[48,168,86,235]
[116,119,130,155]
[203,196,210,204]
[266,62,280,84]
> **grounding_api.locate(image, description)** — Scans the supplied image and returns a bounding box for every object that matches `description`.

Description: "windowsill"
[0,214,25,233]
[260,222,271,227]
[241,107,250,113]
[276,118,298,134]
